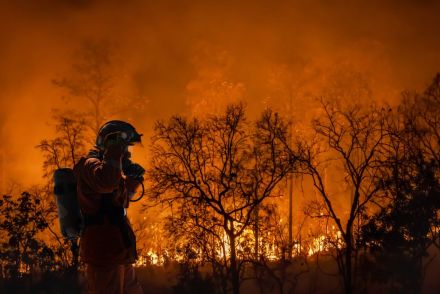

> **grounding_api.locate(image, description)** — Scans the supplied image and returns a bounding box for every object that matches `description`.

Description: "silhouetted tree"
[361,157,440,293]
[37,111,87,179]
[53,40,147,134]
[36,112,88,275]
[53,40,117,133]
[297,99,387,294]
[147,104,301,294]
[360,74,440,292]
[0,191,62,278]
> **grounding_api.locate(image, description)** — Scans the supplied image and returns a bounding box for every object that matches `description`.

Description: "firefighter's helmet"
[95,120,142,150]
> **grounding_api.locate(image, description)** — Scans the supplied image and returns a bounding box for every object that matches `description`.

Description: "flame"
[135,222,346,265]
[308,235,327,256]
[307,230,344,256]
[135,250,166,266]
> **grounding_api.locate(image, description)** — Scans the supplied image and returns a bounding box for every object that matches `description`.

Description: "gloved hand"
[123,162,145,181]
[103,132,128,150]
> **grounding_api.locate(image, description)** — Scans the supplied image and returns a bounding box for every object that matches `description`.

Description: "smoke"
[0,0,440,189]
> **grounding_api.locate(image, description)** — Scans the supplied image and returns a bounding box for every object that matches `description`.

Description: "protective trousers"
[85,263,143,294]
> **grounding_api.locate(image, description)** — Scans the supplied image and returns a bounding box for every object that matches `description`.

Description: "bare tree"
[298,98,387,294]
[401,73,440,168]
[36,111,87,274]
[53,40,116,133]
[37,111,87,179]
[265,62,313,261]
[53,40,147,135]
[147,104,300,294]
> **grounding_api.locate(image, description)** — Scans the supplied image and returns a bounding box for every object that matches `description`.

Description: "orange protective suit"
[74,146,143,294]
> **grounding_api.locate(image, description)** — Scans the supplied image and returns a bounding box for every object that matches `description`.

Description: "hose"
[129,181,145,202]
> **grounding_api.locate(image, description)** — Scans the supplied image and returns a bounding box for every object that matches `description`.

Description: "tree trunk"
[344,232,353,294]
[229,233,240,294]
[254,205,259,260]
[288,174,293,260]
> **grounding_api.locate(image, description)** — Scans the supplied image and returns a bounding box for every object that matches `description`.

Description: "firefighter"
[73,120,145,294]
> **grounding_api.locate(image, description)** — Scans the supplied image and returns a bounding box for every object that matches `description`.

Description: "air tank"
[53,168,82,240]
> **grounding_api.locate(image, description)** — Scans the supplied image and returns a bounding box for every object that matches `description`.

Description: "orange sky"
[1,0,440,192]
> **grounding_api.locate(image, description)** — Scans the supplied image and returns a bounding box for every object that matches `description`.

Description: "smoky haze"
[0,0,440,190]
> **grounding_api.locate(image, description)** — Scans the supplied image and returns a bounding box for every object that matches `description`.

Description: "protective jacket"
[73,146,138,266]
